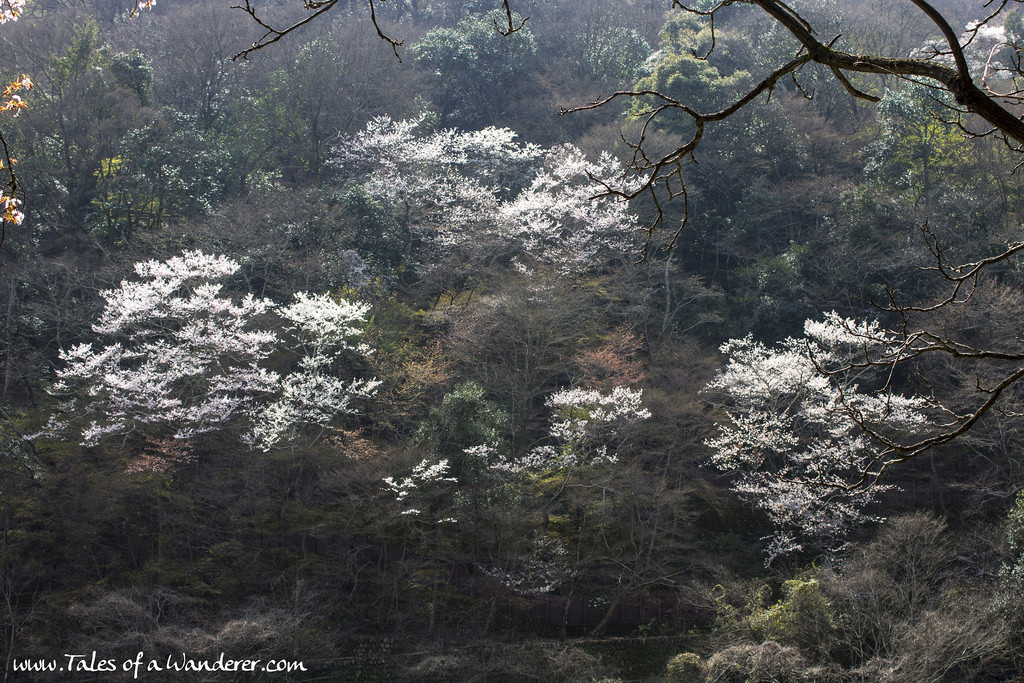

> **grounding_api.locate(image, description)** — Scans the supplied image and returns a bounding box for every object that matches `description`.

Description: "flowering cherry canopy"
[333,115,641,275]
[705,313,938,561]
[45,251,378,453]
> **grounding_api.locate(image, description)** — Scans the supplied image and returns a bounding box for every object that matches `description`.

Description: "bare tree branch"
[232,0,404,62]
[494,0,528,36]
[0,128,18,252]
[563,52,814,256]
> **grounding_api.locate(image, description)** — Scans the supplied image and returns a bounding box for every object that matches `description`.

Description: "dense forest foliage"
[3,0,1024,680]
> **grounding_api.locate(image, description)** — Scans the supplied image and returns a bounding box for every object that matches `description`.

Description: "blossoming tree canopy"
[47,251,378,452]
[332,116,641,274]
[333,114,542,223]
[494,385,651,472]
[498,145,641,273]
[704,313,937,561]
[247,292,382,451]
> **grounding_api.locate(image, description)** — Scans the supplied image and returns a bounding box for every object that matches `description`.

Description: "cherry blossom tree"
[386,385,649,602]
[520,385,650,470]
[334,114,541,233]
[705,313,938,561]
[382,457,457,519]
[378,384,649,547]
[333,116,641,277]
[248,291,381,450]
[499,145,640,274]
[476,531,571,597]
[332,115,538,291]
[45,251,378,453]
[471,385,652,474]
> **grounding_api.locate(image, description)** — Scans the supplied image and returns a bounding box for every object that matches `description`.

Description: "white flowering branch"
[334,116,642,276]
[515,385,650,472]
[43,251,378,454]
[705,315,942,561]
[382,458,457,520]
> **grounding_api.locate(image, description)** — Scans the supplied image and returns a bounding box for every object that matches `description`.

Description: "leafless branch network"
[494,0,528,36]
[231,0,403,62]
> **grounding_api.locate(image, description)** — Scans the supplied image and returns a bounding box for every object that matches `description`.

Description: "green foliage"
[49,20,103,88]
[702,641,814,682]
[632,10,751,133]
[249,38,358,179]
[192,540,252,600]
[864,87,970,204]
[564,25,649,82]
[87,112,232,244]
[340,185,407,279]
[733,242,813,339]
[413,10,537,126]
[0,407,40,481]
[657,10,714,57]
[414,382,508,479]
[635,52,750,122]
[746,578,835,652]
[711,575,838,666]
[1001,490,1024,593]
[108,50,153,106]
[1007,9,1024,45]
[837,185,892,247]
[665,652,703,682]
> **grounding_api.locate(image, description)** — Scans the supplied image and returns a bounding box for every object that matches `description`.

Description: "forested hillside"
[3,0,1024,680]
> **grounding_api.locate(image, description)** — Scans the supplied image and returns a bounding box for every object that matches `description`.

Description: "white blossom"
[279,292,372,355]
[0,0,24,24]
[499,146,642,273]
[46,251,378,454]
[513,385,649,472]
[477,533,572,596]
[705,321,937,561]
[383,458,457,519]
[334,116,541,238]
[333,117,641,276]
